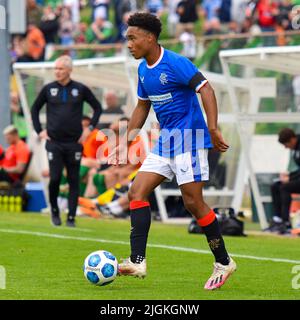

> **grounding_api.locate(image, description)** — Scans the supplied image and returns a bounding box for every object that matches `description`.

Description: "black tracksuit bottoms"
[46,140,83,218]
[271,180,300,222]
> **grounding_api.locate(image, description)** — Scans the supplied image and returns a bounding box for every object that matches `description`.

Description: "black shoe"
[51,213,62,226]
[264,221,282,233]
[66,217,76,227]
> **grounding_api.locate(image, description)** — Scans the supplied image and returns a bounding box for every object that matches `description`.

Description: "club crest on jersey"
[140,76,145,84]
[50,88,58,96]
[72,88,79,97]
[159,73,168,85]
[75,152,82,161]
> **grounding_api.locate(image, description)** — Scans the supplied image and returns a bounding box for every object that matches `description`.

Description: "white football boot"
[118,258,147,278]
[204,257,237,290]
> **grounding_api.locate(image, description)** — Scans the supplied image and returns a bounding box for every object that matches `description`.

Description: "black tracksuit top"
[31,80,102,143]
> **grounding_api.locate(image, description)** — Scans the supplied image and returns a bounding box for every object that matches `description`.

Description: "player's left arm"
[198,81,229,153]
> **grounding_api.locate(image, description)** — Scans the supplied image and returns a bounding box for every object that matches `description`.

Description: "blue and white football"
[83,250,118,286]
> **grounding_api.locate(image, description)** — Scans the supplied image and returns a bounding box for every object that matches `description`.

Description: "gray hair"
[55,55,73,69]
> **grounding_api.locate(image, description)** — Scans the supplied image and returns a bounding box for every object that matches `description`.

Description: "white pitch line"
[0,228,300,264]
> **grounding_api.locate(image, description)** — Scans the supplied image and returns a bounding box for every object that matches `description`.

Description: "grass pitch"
[0,211,299,300]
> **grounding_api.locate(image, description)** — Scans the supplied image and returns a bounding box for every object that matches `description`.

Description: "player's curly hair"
[127,12,162,39]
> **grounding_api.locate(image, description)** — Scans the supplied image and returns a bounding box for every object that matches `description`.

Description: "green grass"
[0,211,299,300]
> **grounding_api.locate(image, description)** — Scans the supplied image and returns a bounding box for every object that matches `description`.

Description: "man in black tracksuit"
[31,55,102,227]
[269,128,300,234]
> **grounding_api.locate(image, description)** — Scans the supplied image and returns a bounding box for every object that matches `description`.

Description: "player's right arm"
[31,86,49,140]
[127,99,151,143]
[108,99,151,165]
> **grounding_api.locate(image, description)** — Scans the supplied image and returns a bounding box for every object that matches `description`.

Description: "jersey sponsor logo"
[148,93,172,102]
[71,88,79,97]
[50,88,58,97]
[159,73,168,85]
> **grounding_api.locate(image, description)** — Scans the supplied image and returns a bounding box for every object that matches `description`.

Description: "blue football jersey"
[137,47,212,157]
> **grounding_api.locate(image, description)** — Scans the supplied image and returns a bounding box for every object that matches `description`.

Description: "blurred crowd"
[9,0,300,63]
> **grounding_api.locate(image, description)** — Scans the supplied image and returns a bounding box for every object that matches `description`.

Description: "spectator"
[27,0,43,25]
[86,13,114,43]
[10,92,28,141]
[59,6,75,46]
[0,125,31,185]
[113,0,135,41]
[200,0,222,35]
[39,5,59,44]
[117,11,131,42]
[176,0,199,37]
[276,0,294,30]
[11,36,27,64]
[103,91,124,114]
[256,0,279,46]
[64,0,81,25]
[268,128,300,234]
[179,28,197,61]
[167,0,181,37]
[74,22,89,43]
[219,0,232,25]
[92,0,110,21]
[25,23,46,61]
[145,0,164,16]
[230,0,249,26]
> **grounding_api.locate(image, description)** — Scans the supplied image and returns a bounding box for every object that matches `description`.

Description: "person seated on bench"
[0,125,31,186]
[268,128,300,234]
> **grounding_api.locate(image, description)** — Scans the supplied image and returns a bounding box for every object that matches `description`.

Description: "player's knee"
[128,187,147,202]
[183,195,205,213]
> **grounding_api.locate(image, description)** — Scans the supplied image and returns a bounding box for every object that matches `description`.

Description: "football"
[83,250,118,286]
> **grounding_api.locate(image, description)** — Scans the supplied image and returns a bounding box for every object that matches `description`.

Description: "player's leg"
[175,150,236,290]
[180,181,236,290]
[118,153,174,277]
[128,171,166,259]
[64,143,83,226]
[46,141,64,226]
[118,171,166,277]
[180,181,229,261]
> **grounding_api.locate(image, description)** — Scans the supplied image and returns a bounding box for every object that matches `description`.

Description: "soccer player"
[108,12,237,290]
[31,55,102,227]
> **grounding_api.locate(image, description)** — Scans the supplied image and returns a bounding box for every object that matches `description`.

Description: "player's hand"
[108,143,128,166]
[210,129,229,153]
[39,130,50,140]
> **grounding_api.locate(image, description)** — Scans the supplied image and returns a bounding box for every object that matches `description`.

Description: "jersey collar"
[146,47,164,69]
[57,79,73,87]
